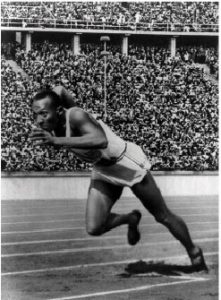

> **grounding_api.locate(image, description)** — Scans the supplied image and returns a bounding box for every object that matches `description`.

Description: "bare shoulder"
[68,108,102,133]
[68,107,92,126]
[69,107,87,119]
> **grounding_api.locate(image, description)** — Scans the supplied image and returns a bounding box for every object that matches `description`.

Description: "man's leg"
[86,179,141,245]
[131,171,208,271]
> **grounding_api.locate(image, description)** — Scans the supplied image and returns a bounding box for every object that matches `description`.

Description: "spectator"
[1,41,218,172]
[1,2,218,32]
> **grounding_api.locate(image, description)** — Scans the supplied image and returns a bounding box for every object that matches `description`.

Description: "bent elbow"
[53,85,63,96]
[100,138,108,149]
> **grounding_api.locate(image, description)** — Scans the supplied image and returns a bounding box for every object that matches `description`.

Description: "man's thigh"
[131,171,168,216]
[86,179,123,228]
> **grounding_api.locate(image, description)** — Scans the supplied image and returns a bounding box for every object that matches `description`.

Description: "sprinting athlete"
[30,85,208,272]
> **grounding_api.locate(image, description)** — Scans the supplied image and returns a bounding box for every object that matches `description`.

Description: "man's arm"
[31,108,108,149]
[53,86,76,108]
[53,108,108,148]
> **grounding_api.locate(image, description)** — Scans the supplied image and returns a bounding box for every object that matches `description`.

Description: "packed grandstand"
[1,2,219,32]
[1,2,219,172]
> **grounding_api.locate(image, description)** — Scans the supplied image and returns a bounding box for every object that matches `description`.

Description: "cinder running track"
[1,195,218,300]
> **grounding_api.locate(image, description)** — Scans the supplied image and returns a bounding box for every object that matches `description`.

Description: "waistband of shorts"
[95,143,127,167]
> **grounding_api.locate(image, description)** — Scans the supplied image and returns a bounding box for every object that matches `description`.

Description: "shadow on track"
[118,260,207,277]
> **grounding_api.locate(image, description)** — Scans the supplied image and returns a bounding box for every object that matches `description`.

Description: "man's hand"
[30,129,55,145]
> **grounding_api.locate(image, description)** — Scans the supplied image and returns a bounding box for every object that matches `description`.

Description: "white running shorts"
[92,142,151,187]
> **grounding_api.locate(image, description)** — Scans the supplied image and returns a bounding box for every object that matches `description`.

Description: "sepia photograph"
[1,1,219,299]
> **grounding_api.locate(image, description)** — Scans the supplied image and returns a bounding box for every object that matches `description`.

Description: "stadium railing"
[1,18,218,33]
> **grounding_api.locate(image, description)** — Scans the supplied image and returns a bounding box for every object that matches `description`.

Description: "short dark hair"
[33,89,61,108]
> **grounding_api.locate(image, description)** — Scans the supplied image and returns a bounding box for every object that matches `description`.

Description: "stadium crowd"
[1,2,218,31]
[1,41,218,172]
[170,46,218,78]
[2,41,218,78]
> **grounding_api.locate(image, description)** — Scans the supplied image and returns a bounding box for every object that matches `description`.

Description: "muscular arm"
[53,86,76,108]
[31,108,108,149]
[54,108,108,149]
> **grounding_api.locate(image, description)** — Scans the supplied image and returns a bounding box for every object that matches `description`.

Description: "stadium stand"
[1,40,218,171]
[1,2,218,172]
[1,2,218,32]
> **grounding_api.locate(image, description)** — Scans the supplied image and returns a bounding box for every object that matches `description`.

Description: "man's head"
[32,90,62,132]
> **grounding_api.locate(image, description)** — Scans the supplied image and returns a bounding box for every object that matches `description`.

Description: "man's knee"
[154,211,171,225]
[86,222,105,236]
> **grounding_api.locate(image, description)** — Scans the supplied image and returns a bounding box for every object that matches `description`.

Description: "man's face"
[32,96,58,132]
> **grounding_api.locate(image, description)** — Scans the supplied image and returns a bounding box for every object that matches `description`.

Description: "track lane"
[1,195,218,300]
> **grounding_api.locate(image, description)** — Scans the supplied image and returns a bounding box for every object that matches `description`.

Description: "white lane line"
[48,276,210,300]
[1,198,217,207]
[1,227,78,234]
[1,213,79,218]
[1,196,217,204]
[2,206,218,218]
[2,251,217,276]
[1,212,218,225]
[1,221,218,235]
[1,229,218,246]
[1,237,218,258]
[1,205,218,213]
[1,198,217,206]
[1,219,78,225]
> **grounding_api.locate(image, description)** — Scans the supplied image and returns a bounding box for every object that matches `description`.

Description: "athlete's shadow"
[119,260,198,277]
